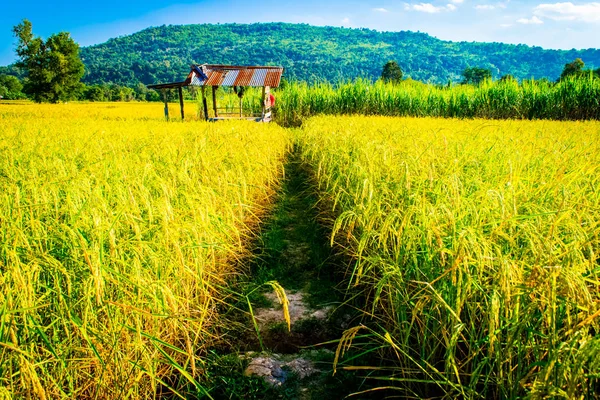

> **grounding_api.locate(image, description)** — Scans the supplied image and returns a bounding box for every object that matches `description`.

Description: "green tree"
[13,19,84,103]
[84,85,106,101]
[462,67,492,85]
[381,61,403,83]
[118,86,135,102]
[559,58,585,80]
[0,74,25,99]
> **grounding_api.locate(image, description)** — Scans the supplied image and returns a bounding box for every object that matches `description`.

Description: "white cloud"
[517,15,544,24]
[449,0,464,3]
[341,17,351,25]
[405,2,458,12]
[533,2,600,22]
[372,7,389,12]
[499,23,513,27]
[475,4,496,10]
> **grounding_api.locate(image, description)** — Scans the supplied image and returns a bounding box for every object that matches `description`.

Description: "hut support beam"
[162,90,169,121]
[178,87,184,121]
[212,86,218,118]
[261,86,266,119]
[201,87,209,121]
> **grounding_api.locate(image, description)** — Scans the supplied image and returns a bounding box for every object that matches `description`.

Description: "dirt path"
[206,149,372,399]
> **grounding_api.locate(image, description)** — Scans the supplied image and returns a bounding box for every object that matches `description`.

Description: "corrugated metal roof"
[190,72,203,86]
[189,64,284,87]
[249,69,267,87]
[205,70,225,86]
[265,70,282,87]
[235,69,255,86]
[221,70,240,86]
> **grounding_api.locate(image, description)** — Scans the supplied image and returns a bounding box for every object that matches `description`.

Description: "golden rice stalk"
[266,281,291,331]
[333,325,364,375]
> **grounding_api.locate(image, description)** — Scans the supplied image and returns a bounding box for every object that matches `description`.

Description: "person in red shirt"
[269,92,275,107]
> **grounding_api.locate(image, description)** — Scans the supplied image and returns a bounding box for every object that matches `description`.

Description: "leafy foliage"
[560,57,585,79]
[13,19,84,103]
[73,23,600,86]
[381,61,403,83]
[0,74,25,99]
[558,57,600,81]
[462,66,492,84]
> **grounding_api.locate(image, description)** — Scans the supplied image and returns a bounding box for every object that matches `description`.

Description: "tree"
[381,61,403,84]
[559,58,585,80]
[13,19,84,103]
[83,85,106,101]
[462,67,492,85]
[0,74,25,99]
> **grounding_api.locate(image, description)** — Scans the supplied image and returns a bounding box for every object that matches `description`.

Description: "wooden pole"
[261,86,266,120]
[178,86,184,121]
[163,90,169,121]
[212,86,218,118]
[202,87,209,121]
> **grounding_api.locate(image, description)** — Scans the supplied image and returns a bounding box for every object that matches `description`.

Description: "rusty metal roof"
[188,64,284,88]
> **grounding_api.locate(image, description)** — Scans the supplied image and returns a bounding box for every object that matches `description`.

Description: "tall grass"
[298,115,600,398]
[272,76,600,125]
[0,103,290,398]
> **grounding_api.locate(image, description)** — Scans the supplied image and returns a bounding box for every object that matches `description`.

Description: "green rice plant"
[298,115,600,398]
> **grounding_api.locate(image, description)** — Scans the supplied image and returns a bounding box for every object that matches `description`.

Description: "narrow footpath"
[206,149,375,399]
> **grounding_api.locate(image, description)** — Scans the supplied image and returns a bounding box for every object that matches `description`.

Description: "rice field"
[1,100,599,399]
[298,115,600,398]
[0,102,290,398]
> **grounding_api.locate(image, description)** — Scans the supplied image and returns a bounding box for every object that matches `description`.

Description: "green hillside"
[79,23,600,86]
[4,23,600,86]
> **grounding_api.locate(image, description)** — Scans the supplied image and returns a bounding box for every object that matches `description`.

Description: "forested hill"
[76,23,599,85]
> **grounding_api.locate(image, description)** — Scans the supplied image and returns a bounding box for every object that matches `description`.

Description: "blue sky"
[2,1,599,65]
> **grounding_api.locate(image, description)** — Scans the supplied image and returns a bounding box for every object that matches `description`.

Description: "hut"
[147,64,284,122]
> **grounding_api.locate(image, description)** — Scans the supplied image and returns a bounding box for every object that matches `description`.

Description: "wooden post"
[212,86,218,118]
[202,86,209,121]
[178,86,184,121]
[162,90,169,121]
[261,86,266,120]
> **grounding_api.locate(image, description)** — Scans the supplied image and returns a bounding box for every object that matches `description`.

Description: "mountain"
[8,23,600,86]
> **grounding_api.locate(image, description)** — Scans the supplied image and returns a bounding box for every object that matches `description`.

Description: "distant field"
[0,100,195,121]
[0,102,290,397]
[298,115,600,398]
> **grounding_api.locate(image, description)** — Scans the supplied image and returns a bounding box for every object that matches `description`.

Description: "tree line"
[382,60,600,86]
